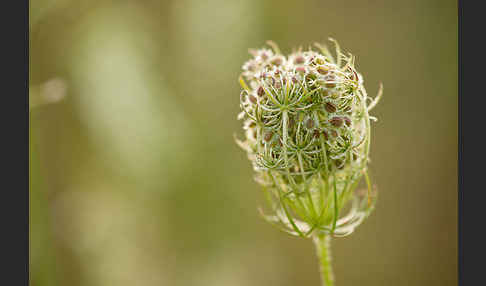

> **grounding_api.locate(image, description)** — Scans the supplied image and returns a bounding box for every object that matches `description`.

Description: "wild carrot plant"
[236,38,382,286]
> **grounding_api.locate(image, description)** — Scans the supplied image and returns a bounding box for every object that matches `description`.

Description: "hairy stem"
[313,234,334,286]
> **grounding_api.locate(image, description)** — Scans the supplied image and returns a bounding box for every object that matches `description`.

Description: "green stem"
[313,234,334,286]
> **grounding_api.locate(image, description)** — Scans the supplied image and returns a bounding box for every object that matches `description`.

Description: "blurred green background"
[29,0,457,285]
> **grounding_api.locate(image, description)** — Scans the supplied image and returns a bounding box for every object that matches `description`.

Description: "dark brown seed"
[331,130,338,137]
[292,77,298,84]
[264,131,273,142]
[252,130,257,138]
[257,86,264,97]
[344,117,351,126]
[324,102,337,113]
[330,117,344,127]
[313,129,320,138]
[306,119,314,129]
[322,130,329,140]
[249,95,257,104]
[325,82,336,88]
[317,66,329,75]
[249,122,256,128]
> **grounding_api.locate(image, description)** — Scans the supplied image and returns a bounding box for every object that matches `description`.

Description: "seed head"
[236,39,383,238]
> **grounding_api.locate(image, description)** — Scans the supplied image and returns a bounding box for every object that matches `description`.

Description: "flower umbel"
[236,39,382,285]
[236,39,383,238]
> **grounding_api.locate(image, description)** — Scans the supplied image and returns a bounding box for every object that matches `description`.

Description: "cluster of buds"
[236,39,382,237]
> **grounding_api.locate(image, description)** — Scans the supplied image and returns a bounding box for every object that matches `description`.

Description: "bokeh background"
[29,0,457,285]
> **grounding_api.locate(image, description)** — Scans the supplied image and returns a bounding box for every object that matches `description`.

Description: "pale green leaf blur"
[29,0,457,285]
